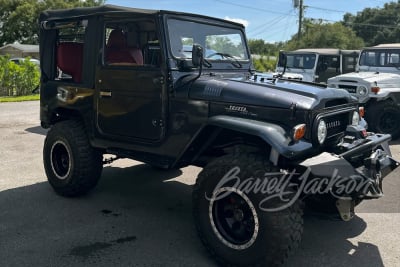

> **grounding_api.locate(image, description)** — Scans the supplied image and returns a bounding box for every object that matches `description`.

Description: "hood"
[189,77,353,110]
[272,71,306,81]
[328,72,400,88]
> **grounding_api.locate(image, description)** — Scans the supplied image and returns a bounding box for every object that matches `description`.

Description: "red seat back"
[57,42,83,83]
[106,29,142,65]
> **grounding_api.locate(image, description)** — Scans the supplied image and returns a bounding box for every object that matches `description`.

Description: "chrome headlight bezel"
[357,85,368,96]
[352,111,360,126]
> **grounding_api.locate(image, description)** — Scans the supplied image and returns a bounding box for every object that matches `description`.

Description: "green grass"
[0,94,40,102]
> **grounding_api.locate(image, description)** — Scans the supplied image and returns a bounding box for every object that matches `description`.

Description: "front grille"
[312,105,354,145]
[325,113,349,138]
[338,84,357,94]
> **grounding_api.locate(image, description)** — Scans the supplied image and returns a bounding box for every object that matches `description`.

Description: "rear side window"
[54,20,87,83]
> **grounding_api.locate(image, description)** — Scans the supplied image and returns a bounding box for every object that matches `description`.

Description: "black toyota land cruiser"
[39,5,398,266]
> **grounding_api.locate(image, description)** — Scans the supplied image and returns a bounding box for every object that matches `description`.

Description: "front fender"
[208,115,313,159]
[369,89,400,104]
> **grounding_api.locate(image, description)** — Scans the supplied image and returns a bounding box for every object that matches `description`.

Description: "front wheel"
[366,101,400,139]
[193,154,304,267]
[43,120,103,197]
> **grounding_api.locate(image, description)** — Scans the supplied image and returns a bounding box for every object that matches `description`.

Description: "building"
[0,42,39,59]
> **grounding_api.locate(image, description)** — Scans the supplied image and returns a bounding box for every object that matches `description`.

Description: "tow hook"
[336,198,355,221]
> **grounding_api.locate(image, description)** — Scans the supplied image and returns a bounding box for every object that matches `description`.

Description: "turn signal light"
[371,86,380,94]
[293,124,306,141]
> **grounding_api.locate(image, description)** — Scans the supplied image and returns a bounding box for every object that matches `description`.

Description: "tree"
[285,19,364,50]
[248,39,284,56]
[0,0,104,46]
[343,1,400,46]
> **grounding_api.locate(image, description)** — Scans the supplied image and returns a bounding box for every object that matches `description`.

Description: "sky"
[106,0,389,42]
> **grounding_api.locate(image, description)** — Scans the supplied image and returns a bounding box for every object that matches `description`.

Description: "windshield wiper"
[203,58,212,68]
[206,52,242,68]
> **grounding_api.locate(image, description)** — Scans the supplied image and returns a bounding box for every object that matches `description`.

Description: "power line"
[306,6,346,13]
[307,17,400,29]
[247,12,292,35]
[214,0,297,17]
[215,0,399,40]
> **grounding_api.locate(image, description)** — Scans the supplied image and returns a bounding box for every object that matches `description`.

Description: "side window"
[55,20,87,83]
[387,51,400,65]
[343,55,357,72]
[318,56,339,72]
[103,20,159,67]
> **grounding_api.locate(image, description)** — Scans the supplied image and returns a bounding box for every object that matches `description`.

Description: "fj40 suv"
[39,5,399,267]
[276,48,359,83]
[328,44,400,138]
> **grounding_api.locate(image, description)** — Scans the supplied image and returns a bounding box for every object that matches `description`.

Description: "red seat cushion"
[57,42,83,83]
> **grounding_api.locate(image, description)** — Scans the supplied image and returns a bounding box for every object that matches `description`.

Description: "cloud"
[224,16,249,27]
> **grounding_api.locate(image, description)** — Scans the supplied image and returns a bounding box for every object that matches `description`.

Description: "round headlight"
[357,86,368,96]
[317,119,327,144]
[352,111,360,126]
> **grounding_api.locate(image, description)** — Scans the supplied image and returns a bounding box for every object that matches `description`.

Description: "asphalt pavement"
[0,101,399,267]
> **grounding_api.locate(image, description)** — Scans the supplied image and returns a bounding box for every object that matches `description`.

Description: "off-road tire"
[366,101,400,139]
[193,153,304,267]
[43,120,103,197]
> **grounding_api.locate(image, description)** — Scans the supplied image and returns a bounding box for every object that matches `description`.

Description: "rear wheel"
[43,120,103,197]
[193,153,304,267]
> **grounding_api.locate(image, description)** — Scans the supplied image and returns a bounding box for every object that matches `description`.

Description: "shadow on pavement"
[286,214,383,267]
[0,163,386,267]
[25,125,48,136]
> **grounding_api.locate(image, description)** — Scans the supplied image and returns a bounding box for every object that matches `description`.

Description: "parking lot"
[1,101,399,267]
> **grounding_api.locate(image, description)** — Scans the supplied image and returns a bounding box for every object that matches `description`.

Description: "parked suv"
[39,5,398,266]
[275,48,359,83]
[328,44,400,138]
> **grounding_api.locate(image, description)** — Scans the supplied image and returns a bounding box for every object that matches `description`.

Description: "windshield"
[167,18,249,61]
[359,49,400,67]
[278,53,316,69]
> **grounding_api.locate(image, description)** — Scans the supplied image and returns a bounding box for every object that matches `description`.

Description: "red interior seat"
[106,29,143,65]
[57,42,83,83]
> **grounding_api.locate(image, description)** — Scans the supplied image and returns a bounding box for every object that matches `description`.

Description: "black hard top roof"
[39,4,243,28]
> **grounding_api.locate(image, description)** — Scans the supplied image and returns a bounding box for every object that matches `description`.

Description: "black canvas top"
[39,5,160,21]
[39,4,243,28]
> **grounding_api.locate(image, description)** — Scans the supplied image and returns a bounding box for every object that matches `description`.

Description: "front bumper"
[300,131,399,200]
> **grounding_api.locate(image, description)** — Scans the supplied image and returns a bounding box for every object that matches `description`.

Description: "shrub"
[0,55,40,96]
[252,56,277,72]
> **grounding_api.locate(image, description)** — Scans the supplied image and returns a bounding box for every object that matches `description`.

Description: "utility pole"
[294,0,304,42]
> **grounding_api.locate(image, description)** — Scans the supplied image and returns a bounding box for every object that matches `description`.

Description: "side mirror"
[192,44,204,68]
[279,51,287,67]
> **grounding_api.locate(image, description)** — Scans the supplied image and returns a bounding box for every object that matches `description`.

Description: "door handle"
[100,91,112,97]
